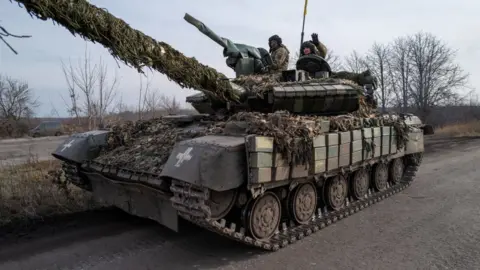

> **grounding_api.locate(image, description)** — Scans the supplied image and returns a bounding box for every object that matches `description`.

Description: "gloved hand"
[311,33,319,45]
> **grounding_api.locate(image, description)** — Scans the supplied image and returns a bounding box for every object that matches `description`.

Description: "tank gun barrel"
[10,0,240,103]
[184,13,229,49]
[184,13,272,77]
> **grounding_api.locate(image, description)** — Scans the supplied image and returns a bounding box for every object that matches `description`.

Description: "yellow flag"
[303,0,308,16]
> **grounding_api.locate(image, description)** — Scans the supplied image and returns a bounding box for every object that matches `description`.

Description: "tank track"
[170,154,422,251]
[61,161,92,190]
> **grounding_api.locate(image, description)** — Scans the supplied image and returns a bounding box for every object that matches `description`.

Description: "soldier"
[297,34,378,89]
[300,33,327,58]
[268,34,290,72]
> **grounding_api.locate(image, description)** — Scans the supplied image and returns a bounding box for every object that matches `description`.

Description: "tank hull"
[54,115,431,251]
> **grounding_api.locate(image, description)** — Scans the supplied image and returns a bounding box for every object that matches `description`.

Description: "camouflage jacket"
[313,41,328,59]
[300,40,328,58]
[270,44,290,72]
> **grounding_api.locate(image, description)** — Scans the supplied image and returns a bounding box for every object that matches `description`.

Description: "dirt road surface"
[0,135,68,165]
[0,136,479,270]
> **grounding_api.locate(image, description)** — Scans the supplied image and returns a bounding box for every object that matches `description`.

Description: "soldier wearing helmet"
[300,33,327,58]
[268,34,290,72]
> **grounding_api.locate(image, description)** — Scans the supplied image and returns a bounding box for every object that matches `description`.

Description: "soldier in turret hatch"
[268,35,290,72]
[300,33,327,58]
[299,33,377,88]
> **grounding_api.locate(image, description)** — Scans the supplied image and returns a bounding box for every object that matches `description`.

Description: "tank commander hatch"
[298,33,377,89]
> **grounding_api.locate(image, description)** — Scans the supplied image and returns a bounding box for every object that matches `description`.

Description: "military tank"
[50,13,434,251]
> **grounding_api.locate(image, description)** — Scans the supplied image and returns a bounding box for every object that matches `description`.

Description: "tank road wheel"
[287,182,317,224]
[207,189,238,220]
[325,175,348,211]
[244,192,281,240]
[372,163,388,191]
[351,168,369,200]
[389,158,404,185]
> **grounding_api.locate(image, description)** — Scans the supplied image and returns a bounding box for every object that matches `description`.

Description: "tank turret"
[185,13,273,77]
[184,13,376,116]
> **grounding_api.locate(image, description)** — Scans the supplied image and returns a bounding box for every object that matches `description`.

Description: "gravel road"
[0,135,68,165]
[0,136,479,270]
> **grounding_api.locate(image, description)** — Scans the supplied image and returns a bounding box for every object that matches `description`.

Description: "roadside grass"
[0,154,97,226]
[435,120,480,137]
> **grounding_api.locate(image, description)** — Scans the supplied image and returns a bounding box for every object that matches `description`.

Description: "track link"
[61,161,91,190]
[170,156,421,251]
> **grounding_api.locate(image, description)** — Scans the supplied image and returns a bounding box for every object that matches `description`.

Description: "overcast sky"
[0,0,478,117]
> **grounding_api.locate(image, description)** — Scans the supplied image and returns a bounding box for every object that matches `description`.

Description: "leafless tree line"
[288,32,472,121]
[61,46,182,128]
[341,32,471,120]
[133,74,181,121]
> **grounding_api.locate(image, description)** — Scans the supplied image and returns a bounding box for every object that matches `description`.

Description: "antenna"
[300,0,308,55]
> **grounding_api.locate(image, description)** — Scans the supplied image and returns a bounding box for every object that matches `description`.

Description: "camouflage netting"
[11,0,239,102]
[228,111,327,165]
[92,111,411,174]
[94,117,224,174]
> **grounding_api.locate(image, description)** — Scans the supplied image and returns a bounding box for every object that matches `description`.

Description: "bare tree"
[0,24,31,54]
[61,60,82,124]
[61,44,119,129]
[0,74,39,120]
[387,36,413,111]
[325,49,344,71]
[137,74,152,120]
[0,75,39,137]
[93,57,119,127]
[343,50,367,73]
[158,94,180,115]
[405,32,469,119]
[363,43,391,112]
[143,88,161,118]
[142,81,181,117]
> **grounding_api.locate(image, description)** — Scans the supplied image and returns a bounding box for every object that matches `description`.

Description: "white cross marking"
[175,147,193,167]
[60,139,76,152]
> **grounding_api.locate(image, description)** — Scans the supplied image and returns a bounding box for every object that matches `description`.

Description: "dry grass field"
[0,156,96,226]
[435,120,480,137]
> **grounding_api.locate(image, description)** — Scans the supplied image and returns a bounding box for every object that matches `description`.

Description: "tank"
[49,13,435,251]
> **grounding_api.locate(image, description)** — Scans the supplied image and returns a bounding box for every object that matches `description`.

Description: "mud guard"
[85,171,179,232]
[51,130,110,163]
[160,135,246,192]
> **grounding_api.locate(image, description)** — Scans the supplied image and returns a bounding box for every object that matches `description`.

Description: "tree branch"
[0,24,31,54]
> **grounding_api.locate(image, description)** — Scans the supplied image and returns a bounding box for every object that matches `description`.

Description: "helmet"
[268,35,282,45]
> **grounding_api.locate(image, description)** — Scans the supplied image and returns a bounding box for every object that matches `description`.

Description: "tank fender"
[160,135,246,192]
[51,130,110,163]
